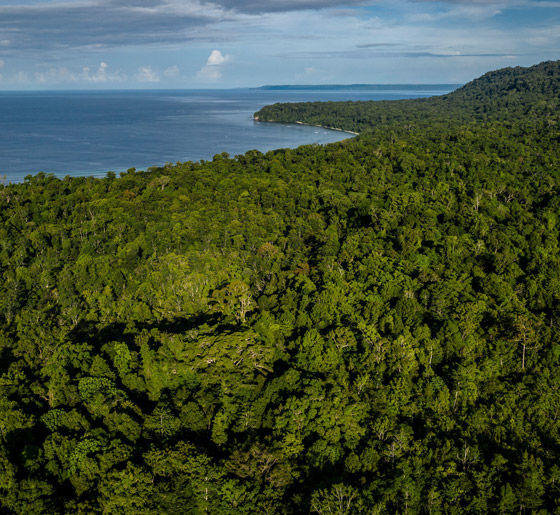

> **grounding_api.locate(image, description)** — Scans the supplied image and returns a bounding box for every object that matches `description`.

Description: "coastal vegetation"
[255,60,560,133]
[1,60,560,513]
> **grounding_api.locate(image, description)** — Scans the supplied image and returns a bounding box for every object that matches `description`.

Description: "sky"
[0,0,558,89]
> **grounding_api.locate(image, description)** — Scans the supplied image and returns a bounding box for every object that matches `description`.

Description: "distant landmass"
[253,83,462,91]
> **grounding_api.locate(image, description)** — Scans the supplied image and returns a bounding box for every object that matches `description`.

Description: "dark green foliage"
[254,59,560,133]
[1,60,560,513]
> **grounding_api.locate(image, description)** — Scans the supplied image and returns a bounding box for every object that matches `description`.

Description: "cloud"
[34,66,77,84]
[357,43,403,48]
[14,71,29,83]
[163,65,180,78]
[81,61,125,82]
[412,0,558,4]
[407,0,542,20]
[279,49,523,60]
[81,62,111,82]
[407,2,505,21]
[524,24,560,46]
[0,0,557,88]
[0,59,4,69]
[207,49,230,66]
[0,0,552,60]
[409,0,514,4]
[0,0,229,55]
[196,49,231,81]
[0,0,372,57]
[438,5,503,20]
[212,0,370,13]
[137,65,160,82]
[29,61,125,84]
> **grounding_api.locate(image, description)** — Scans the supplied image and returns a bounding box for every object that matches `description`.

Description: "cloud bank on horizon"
[0,0,557,88]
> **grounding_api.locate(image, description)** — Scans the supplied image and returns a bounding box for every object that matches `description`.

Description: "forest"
[1,60,560,514]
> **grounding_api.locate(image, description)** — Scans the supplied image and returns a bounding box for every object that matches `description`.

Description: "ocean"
[0,86,457,183]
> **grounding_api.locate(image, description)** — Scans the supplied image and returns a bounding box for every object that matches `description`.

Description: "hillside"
[254,59,560,133]
[1,61,560,514]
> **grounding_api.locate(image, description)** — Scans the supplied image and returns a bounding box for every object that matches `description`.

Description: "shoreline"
[294,120,359,136]
[254,116,359,137]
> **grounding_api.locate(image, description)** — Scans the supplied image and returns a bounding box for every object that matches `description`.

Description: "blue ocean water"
[0,86,456,183]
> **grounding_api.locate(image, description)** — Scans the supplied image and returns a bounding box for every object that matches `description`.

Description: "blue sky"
[0,0,558,89]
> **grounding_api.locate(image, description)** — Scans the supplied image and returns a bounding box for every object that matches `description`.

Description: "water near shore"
[0,86,456,183]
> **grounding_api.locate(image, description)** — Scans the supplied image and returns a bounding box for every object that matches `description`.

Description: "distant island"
[253,83,462,91]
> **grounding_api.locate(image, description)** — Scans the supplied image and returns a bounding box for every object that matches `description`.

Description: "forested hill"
[254,59,560,133]
[1,60,560,514]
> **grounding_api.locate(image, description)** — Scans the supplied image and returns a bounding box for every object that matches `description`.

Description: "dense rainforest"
[1,60,560,514]
[255,60,560,133]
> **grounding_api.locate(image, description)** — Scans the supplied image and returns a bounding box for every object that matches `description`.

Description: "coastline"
[294,120,360,136]
[254,116,360,137]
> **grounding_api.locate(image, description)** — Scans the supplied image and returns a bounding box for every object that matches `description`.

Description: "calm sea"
[0,86,457,183]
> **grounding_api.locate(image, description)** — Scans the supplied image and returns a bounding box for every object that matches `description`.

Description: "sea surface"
[0,86,457,183]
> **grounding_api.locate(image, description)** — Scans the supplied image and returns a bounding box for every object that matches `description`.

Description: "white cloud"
[13,71,28,83]
[164,65,180,78]
[214,0,368,13]
[196,66,222,81]
[137,65,160,82]
[30,61,125,85]
[81,61,109,82]
[0,59,4,69]
[410,0,517,4]
[410,4,502,22]
[445,5,502,20]
[524,24,560,47]
[34,66,76,84]
[196,49,231,81]
[207,49,230,66]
